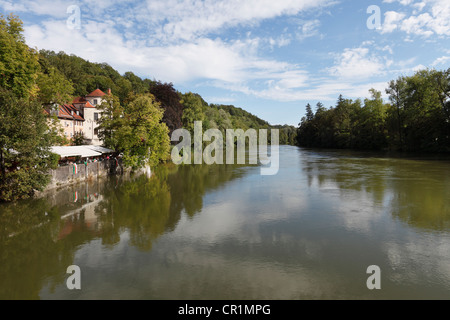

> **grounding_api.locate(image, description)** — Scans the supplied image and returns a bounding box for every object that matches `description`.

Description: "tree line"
[297,69,450,153]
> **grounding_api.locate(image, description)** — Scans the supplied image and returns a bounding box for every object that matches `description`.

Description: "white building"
[48,88,110,146]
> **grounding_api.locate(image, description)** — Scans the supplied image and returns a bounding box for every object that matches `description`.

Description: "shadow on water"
[0,162,253,299]
[299,148,450,232]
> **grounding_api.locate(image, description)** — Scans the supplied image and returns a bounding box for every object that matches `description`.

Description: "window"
[94,128,98,136]
[93,99,98,105]
[94,113,99,121]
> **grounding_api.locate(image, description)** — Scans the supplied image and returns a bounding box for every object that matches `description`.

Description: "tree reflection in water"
[300,149,450,231]
[0,162,251,299]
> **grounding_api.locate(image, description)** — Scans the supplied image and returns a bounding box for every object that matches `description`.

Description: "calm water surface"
[1,146,450,299]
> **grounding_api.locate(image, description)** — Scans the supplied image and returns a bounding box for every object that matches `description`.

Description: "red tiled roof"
[87,89,106,97]
[72,113,84,121]
[73,96,87,104]
[58,105,72,118]
[57,104,85,121]
[83,101,96,108]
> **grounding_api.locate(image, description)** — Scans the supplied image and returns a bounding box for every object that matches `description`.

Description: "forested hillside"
[39,50,295,144]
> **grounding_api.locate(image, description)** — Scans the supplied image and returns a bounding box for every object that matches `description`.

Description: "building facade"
[48,88,110,146]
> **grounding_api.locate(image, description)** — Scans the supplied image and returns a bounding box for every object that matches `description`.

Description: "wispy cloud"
[327,46,389,79]
[432,56,450,66]
[380,0,450,37]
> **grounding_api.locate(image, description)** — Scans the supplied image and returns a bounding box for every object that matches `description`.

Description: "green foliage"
[0,14,63,201]
[116,94,171,169]
[36,63,74,105]
[297,69,450,153]
[71,131,86,146]
[386,69,450,152]
[271,125,297,145]
[39,50,142,103]
[0,14,40,99]
[181,92,206,134]
[0,88,59,201]
[96,93,123,150]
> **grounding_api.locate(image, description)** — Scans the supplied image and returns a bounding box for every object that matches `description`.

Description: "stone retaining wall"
[45,161,112,191]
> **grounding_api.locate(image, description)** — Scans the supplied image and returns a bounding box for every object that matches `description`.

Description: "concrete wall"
[45,161,111,191]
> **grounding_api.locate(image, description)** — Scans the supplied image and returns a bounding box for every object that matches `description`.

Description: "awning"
[50,146,102,158]
[81,145,115,154]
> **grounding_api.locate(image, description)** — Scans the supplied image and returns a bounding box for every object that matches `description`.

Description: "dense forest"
[297,70,450,153]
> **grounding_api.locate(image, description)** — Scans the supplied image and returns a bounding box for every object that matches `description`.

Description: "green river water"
[1,145,449,299]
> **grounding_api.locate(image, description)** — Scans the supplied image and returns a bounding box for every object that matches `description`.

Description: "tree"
[36,63,74,105]
[333,96,361,148]
[181,92,206,134]
[0,14,61,201]
[386,77,407,150]
[386,70,450,152]
[305,103,314,121]
[0,14,40,99]
[71,131,86,146]
[434,68,450,122]
[351,89,388,150]
[116,94,171,169]
[0,88,59,201]
[96,93,123,150]
[149,82,184,136]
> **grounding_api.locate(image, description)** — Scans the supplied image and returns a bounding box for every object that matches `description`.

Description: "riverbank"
[35,160,152,198]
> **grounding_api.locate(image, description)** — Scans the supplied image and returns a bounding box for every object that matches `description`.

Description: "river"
[1,145,449,299]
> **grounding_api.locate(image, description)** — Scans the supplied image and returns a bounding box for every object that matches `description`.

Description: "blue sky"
[1,0,449,125]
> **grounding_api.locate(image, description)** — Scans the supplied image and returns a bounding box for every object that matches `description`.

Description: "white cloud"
[0,0,28,12]
[381,0,450,37]
[381,11,406,34]
[412,64,427,71]
[268,35,292,48]
[412,2,427,13]
[24,18,313,96]
[432,56,450,66]
[400,13,435,37]
[327,47,387,79]
[383,0,417,5]
[0,0,70,17]
[141,0,333,43]
[296,19,321,41]
[381,45,394,54]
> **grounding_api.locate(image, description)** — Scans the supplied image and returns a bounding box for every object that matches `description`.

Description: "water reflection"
[0,163,251,299]
[0,181,108,299]
[300,150,450,232]
[1,146,450,299]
